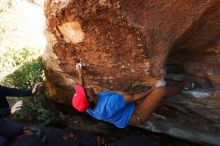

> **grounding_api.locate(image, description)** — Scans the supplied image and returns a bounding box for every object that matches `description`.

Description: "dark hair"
[85,92,95,109]
[88,101,96,109]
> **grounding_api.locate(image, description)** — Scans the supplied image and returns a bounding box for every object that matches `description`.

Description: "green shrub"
[2,56,57,126]
[3,57,43,88]
[0,48,41,80]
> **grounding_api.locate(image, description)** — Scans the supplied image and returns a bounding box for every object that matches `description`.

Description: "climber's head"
[85,87,97,109]
[72,85,97,112]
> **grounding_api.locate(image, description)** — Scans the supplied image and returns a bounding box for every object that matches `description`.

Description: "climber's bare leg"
[139,86,182,122]
[129,82,190,125]
[124,81,187,104]
[133,89,154,101]
[124,89,153,104]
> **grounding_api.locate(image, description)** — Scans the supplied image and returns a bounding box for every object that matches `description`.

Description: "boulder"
[43,0,220,145]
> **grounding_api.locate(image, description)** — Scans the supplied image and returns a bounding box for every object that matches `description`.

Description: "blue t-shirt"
[86,92,135,128]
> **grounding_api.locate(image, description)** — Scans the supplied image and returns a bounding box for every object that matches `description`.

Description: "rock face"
[43,0,220,145]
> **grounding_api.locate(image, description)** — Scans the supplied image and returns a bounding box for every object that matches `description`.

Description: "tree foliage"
[2,49,56,125]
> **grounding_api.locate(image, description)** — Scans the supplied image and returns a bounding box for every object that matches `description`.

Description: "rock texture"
[43,0,220,145]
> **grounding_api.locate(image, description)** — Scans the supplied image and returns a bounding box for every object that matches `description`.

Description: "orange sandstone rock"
[43,0,220,145]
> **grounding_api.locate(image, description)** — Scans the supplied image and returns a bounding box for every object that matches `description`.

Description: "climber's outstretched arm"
[76,63,85,86]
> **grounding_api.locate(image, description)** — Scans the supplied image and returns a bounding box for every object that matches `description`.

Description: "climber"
[71,63,194,128]
[0,82,43,145]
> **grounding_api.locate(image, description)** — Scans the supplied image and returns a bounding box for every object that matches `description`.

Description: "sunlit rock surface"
[0,0,46,79]
[43,0,220,145]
